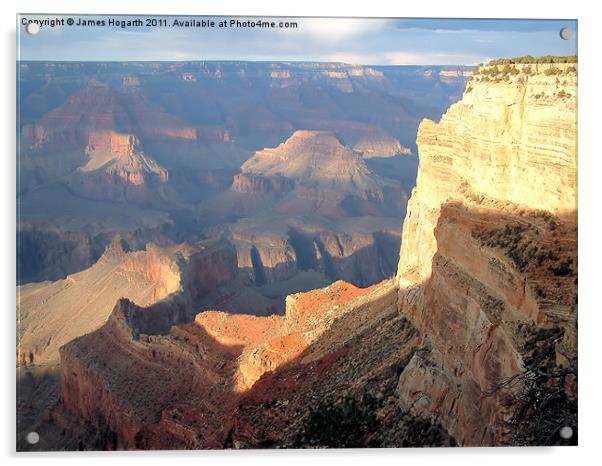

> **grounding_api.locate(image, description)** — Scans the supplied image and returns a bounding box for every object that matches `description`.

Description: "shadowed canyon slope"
[22,59,576,450]
[17,238,240,367]
[54,280,455,449]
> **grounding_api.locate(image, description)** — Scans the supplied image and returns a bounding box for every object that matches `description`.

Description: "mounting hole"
[559,27,573,40]
[559,426,573,439]
[25,22,40,35]
[26,431,40,445]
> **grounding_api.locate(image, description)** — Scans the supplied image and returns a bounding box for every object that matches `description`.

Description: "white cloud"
[384,51,483,65]
[325,52,379,64]
[292,18,392,41]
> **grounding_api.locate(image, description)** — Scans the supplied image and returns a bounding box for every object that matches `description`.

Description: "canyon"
[17,58,577,450]
[18,61,460,285]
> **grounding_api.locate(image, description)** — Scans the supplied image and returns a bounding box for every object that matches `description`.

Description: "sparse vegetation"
[296,393,455,448]
[473,220,575,279]
[473,56,577,82]
[487,325,577,446]
[551,258,573,276]
[488,55,577,65]
[299,395,380,447]
[544,66,562,76]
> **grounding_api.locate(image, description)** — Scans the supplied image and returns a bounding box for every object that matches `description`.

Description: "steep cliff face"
[227,218,401,290]
[403,62,576,221]
[395,61,577,445]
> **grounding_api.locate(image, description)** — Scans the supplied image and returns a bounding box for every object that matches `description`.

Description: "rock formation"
[224,215,402,292]
[395,61,577,445]
[18,61,449,287]
[67,131,174,206]
[230,130,405,218]
[18,82,196,195]
[17,238,238,366]
[21,82,197,150]
[239,130,382,193]
[55,280,451,449]
[353,133,412,158]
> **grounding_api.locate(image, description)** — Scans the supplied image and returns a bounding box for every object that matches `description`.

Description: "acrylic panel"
[16,15,578,451]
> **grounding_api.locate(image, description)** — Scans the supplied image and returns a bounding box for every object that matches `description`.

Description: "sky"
[17,16,577,65]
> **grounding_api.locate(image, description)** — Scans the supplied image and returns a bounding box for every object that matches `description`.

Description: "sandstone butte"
[232,130,398,198]
[68,131,175,205]
[46,61,576,449]
[227,129,406,220]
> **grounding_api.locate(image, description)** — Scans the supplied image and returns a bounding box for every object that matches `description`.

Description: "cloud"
[383,51,484,65]
[325,52,381,64]
[293,18,392,41]
[392,19,577,33]
[326,50,484,66]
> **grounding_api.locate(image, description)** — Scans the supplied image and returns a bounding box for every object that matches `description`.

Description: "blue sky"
[17,16,577,65]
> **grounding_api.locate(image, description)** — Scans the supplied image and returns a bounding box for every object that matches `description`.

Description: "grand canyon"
[16,57,577,450]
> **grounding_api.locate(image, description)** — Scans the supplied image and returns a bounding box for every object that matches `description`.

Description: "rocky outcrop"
[230,130,405,217]
[241,130,382,193]
[17,238,238,366]
[86,131,139,156]
[229,221,401,288]
[67,131,173,206]
[353,134,412,158]
[21,83,196,151]
[409,63,576,215]
[394,61,577,445]
[18,82,196,195]
[57,279,437,449]
[231,232,299,286]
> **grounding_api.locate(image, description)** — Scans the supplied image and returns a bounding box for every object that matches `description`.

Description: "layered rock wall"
[395,62,578,445]
[231,174,295,194]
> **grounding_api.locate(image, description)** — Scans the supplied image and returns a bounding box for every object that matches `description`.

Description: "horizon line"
[17,59,478,66]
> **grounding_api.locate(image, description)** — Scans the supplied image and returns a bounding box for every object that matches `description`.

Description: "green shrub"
[544,67,561,76]
[300,395,379,448]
